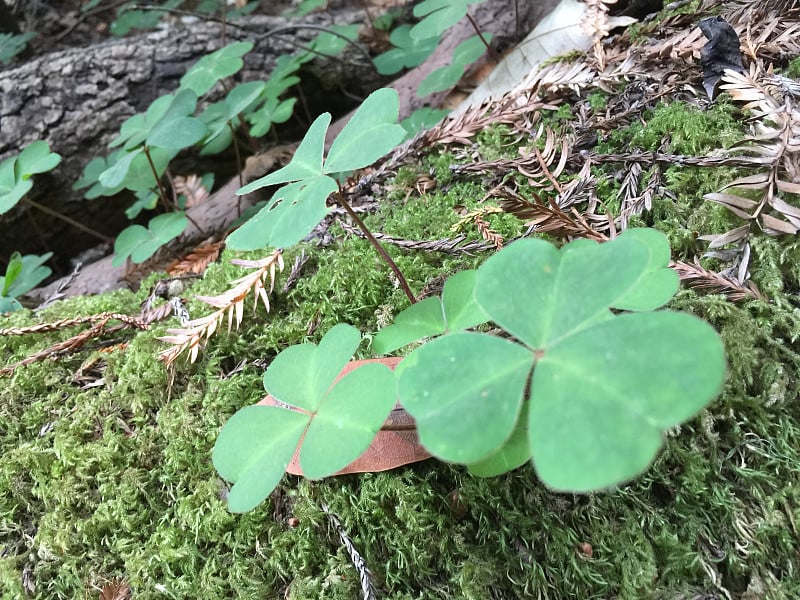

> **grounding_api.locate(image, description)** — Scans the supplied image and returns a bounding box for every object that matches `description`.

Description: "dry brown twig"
[0,313,150,377]
[158,250,284,365]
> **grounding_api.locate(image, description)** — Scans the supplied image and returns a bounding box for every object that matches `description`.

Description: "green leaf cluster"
[0,31,35,65]
[227,88,407,250]
[213,324,396,512]
[410,0,486,41]
[0,141,62,215]
[0,252,52,313]
[214,229,726,512]
[373,25,439,75]
[418,34,492,97]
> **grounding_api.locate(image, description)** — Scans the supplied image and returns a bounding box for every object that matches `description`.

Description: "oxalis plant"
[214,227,726,513]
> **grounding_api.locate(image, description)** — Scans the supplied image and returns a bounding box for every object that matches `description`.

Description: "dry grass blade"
[158,250,284,365]
[338,220,495,254]
[0,313,148,336]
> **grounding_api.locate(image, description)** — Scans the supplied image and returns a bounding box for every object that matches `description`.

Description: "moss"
[3,90,800,600]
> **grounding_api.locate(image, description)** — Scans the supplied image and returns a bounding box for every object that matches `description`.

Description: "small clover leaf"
[0,156,30,214]
[373,269,488,354]
[112,212,188,266]
[226,176,338,250]
[417,34,492,97]
[213,324,396,512]
[0,252,52,312]
[323,88,406,174]
[180,41,254,96]
[410,0,485,40]
[146,89,206,150]
[110,94,173,150]
[233,88,405,252]
[16,141,62,178]
[0,141,61,214]
[199,81,265,154]
[373,25,439,75]
[401,107,450,138]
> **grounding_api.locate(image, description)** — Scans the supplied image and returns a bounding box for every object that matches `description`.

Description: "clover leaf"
[228,88,406,251]
[0,141,61,214]
[410,0,485,40]
[0,252,52,313]
[373,25,439,75]
[112,212,188,266]
[199,80,265,155]
[417,34,492,97]
[396,229,725,491]
[213,324,396,512]
[373,269,488,354]
[180,41,254,96]
[16,141,62,178]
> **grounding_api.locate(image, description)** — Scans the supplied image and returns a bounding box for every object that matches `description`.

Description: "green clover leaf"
[213,324,396,512]
[112,212,188,266]
[180,41,254,96]
[397,229,724,491]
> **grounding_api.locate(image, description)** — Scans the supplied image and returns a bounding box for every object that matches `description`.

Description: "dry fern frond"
[702,62,800,246]
[173,174,210,208]
[0,313,148,377]
[166,240,225,276]
[158,250,284,365]
[670,258,767,302]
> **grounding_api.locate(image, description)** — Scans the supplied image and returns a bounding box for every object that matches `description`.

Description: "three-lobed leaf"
[213,324,396,512]
[180,41,254,96]
[373,269,488,354]
[112,212,188,266]
[397,229,724,491]
[0,141,61,214]
[231,89,405,252]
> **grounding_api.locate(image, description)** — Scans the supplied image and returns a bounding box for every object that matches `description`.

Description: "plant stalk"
[465,13,500,63]
[334,192,416,304]
[147,148,207,236]
[22,198,114,244]
[228,120,244,216]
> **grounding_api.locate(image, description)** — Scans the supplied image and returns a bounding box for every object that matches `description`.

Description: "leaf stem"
[143,146,172,212]
[465,13,500,63]
[22,197,114,244]
[146,148,207,236]
[228,121,244,217]
[334,191,416,304]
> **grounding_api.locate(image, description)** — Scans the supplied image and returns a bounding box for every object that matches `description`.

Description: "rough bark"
[0,8,374,273]
[23,0,562,301]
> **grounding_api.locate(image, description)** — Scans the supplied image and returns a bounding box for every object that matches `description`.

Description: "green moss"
[3,83,800,600]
